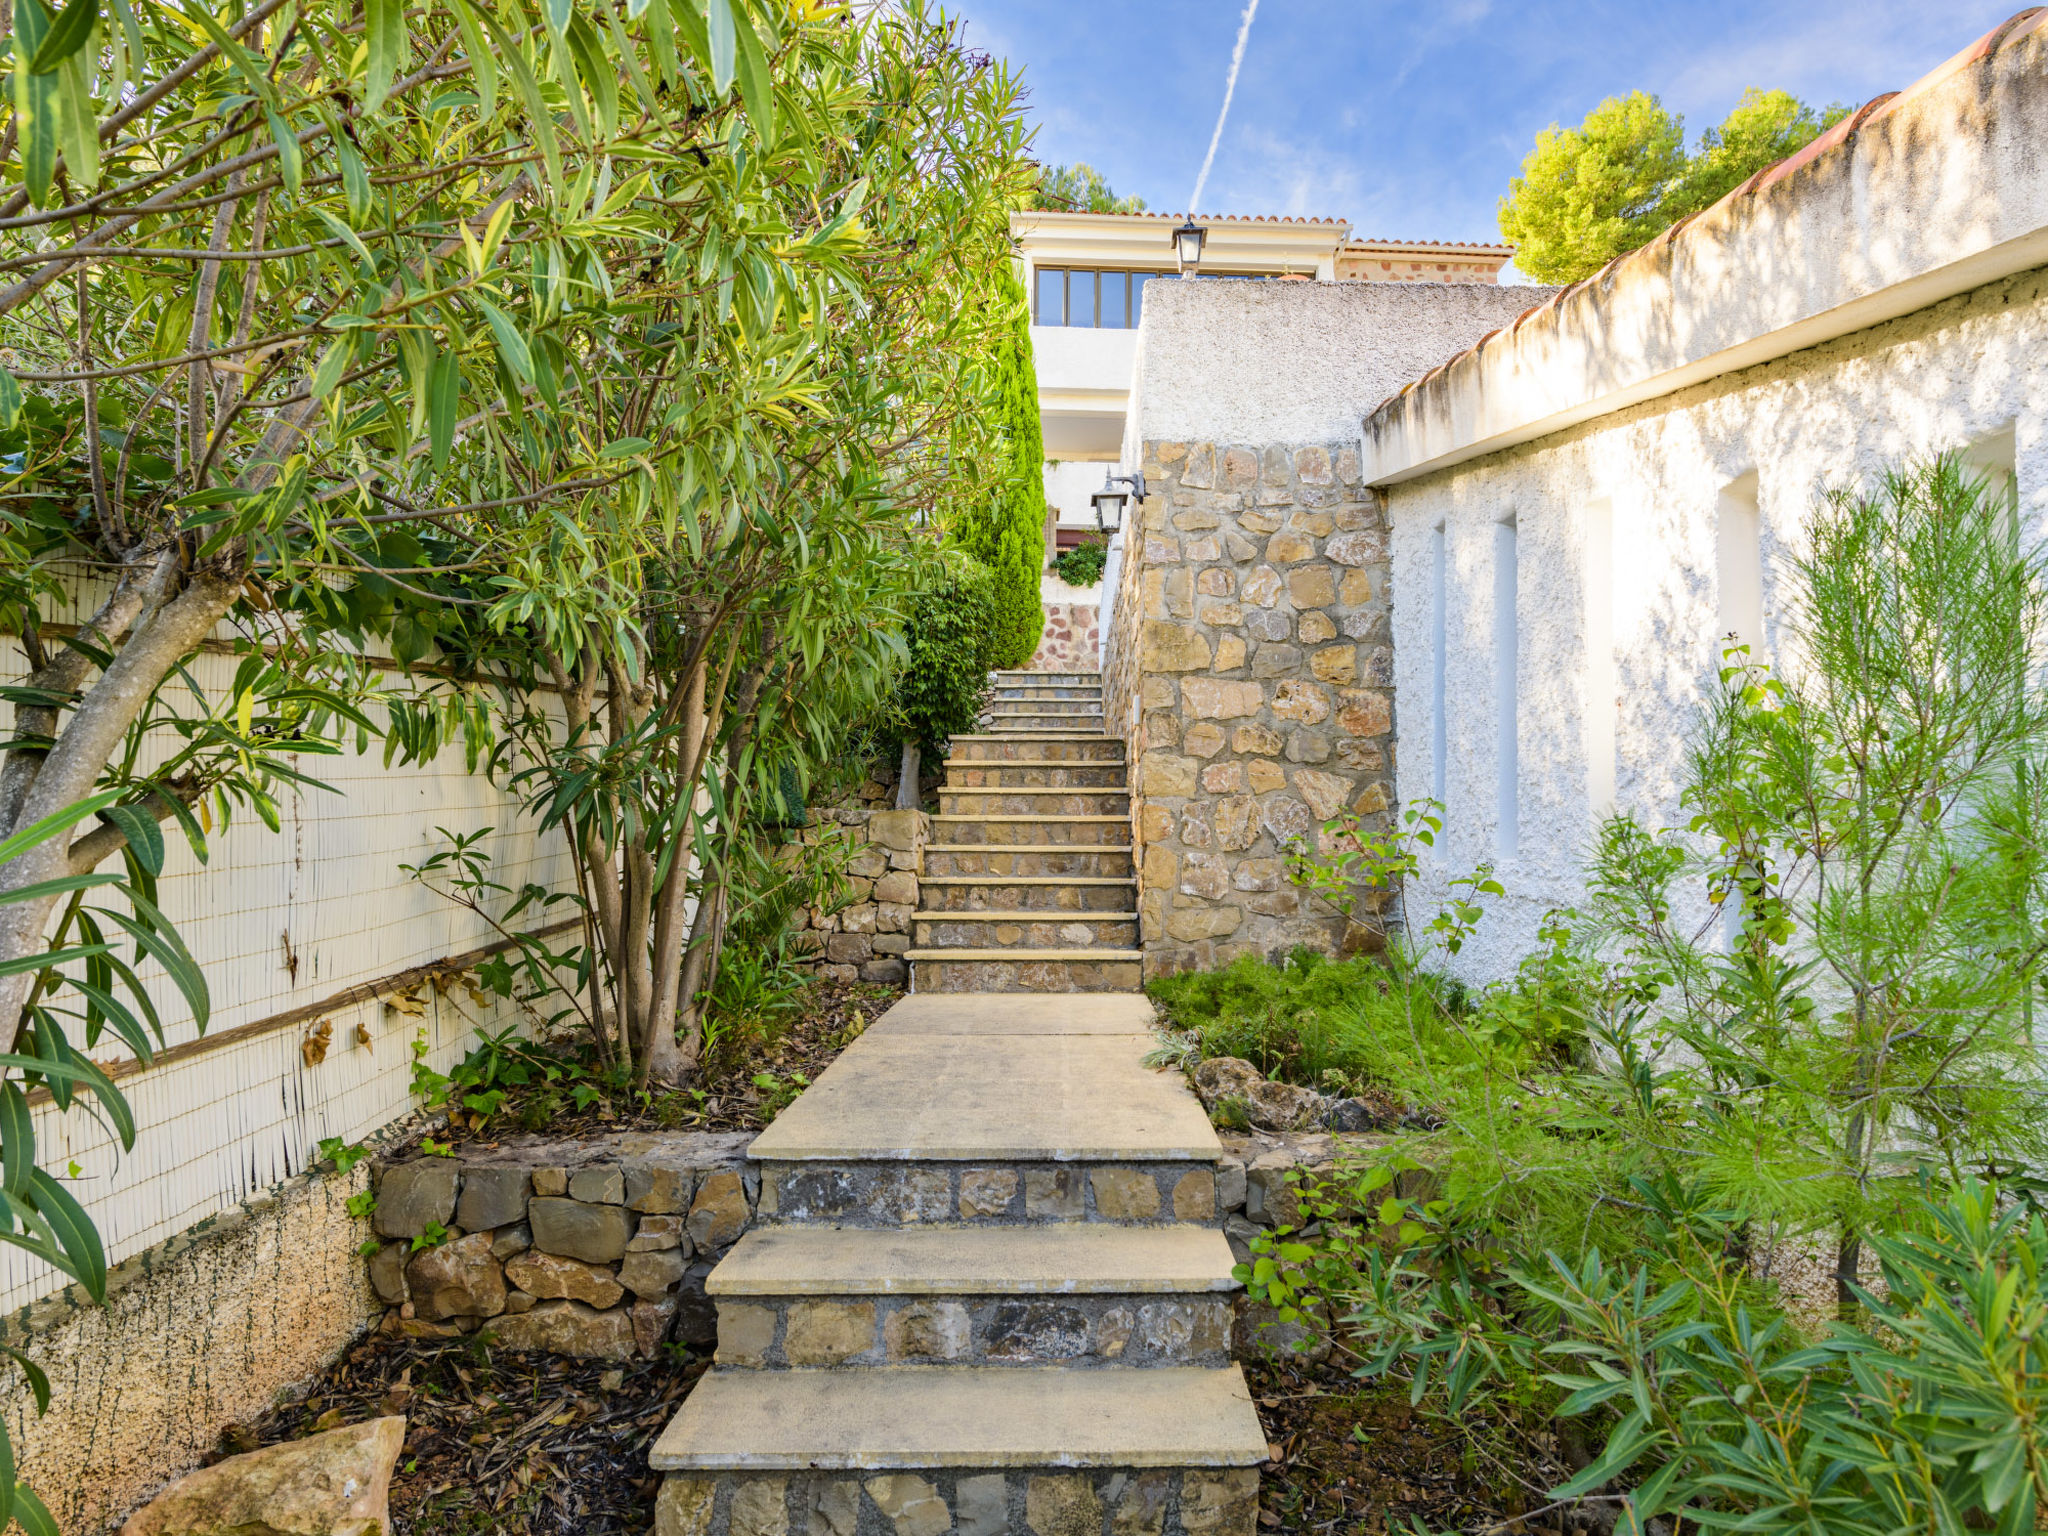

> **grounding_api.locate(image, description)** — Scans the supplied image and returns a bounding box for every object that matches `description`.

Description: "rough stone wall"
[1027,602,1100,672]
[791,807,926,988]
[4,1155,381,1533]
[363,1132,757,1363]
[1119,438,1396,978]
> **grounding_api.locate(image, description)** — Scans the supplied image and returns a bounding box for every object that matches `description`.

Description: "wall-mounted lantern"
[1173,219,1207,276]
[1091,469,1149,532]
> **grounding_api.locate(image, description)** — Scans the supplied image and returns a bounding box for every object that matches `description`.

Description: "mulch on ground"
[237,1335,702,1534]
[1249,1353,1582,1536]
[417,977,903,1152]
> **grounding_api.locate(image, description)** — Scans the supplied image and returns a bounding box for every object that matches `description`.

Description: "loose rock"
[119,1415,405,1536]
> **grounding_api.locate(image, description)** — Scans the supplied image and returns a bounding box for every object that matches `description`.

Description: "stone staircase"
[908,670,1141,993]
[649,993,1267,1536]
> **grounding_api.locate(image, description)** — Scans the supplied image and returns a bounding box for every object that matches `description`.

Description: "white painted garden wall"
[1361,20,2048,983]
[1,573,574,1315]
[1381,271,2048,983]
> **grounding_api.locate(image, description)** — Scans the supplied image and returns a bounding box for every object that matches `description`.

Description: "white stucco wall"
[1044,459,1110,524]
[1389,268,2048,983]
[1134,281,1556,447]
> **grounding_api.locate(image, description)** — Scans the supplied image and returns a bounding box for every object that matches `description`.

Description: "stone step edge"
[941,787,1128,796]
[930,815,1129,823]
[912,912,1139,923]
[918,876,1136,885]
[907,949,1145,962]
[941,758,1125,769]
[649,1364,1268,1472]
[948,734,1120,743]
[705,1225,1239,1297]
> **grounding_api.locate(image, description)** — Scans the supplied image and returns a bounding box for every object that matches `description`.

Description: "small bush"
[1055,537,1107,587]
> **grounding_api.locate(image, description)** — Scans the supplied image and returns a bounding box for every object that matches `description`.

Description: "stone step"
[920,846,1136,879]
[749,1000,1213,1162]
[708,1226,1238,1368]
[947,735,1124,763]
[917,876,1136,913]
[985,698,1101,716]
[930,815,1130,848]
[993,685,1103,700]
[652,1366,1264,1469]
[936,788,1130,817]
[910,953,1145,993]
[712,1223,1236,1297]
[912,913,1140,950]
[993,671,1100,685]
[940,761,1128,789]
[981,714,1107,734]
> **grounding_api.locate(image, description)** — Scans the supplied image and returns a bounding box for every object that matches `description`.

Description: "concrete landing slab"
[868,994,1156,1036]
[748,1028,1215,1162]
[707,1224,1238,1296]
[649,1365,1268,1470]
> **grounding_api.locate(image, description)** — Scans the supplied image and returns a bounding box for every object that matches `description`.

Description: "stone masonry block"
[373,1159,459,1240]
[1090,1168,1161,1220]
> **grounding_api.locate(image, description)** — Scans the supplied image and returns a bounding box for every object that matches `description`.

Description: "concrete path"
[648,990,1266,1536]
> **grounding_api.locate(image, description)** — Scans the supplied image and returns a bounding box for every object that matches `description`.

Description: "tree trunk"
[0,568,240,1050]
[896,738,921,810]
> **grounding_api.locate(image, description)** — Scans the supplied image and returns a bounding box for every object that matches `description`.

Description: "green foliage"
[1499,91,1687,283]
[1658,88,1848,223]
[1032,162,1146,214]
[315,1138,373,1176]
[1214,453,2048,1533]
[894,553,998,756]
[1500,87,1843,282]
[955,272,1047,667]
[1054,537,1107,588]
[749,1068,809,1121]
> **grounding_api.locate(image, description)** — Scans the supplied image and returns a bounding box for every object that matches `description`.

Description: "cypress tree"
[961,272,1048,668]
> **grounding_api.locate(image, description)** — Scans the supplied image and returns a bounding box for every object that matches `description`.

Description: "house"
[1081,10,2048,981]
[1010,211,1512,671]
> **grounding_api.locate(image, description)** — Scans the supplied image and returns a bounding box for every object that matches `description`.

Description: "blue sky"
[960,0,2021,267]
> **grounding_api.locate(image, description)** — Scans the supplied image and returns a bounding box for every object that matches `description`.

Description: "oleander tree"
[0,0,1031,1510]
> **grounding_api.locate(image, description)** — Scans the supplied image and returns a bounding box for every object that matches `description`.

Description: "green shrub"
[894,554,999,756]
[1055,537,1107,587]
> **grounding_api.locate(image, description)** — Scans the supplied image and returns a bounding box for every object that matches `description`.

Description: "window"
[1031,269,1170,328]
[1431,523,1447,805]
[1494,517,1519,856]
[1716,473,1762,665]
[1035,267,1064,327]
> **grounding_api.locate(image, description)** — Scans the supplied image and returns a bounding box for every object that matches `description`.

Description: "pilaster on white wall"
[1716,472,1763,666]
[1431,522,1448,805]
[1493,516,1520,857]
[1583,499,1616,817]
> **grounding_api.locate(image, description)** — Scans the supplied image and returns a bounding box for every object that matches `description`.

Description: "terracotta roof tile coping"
[1365,6,2048,418]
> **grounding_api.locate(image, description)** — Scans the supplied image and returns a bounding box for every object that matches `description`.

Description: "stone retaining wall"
[1107,440,1398,979]
[790,808,927,987]
[365,1132,760,1359]
[656,1467,1260,1536]
[1027,601,1101,672]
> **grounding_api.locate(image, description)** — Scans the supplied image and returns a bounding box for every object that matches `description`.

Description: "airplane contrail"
[1187,0,1261,216]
